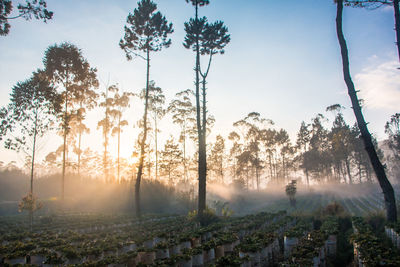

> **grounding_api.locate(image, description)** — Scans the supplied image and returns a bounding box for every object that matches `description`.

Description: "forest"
[0,0,400,266]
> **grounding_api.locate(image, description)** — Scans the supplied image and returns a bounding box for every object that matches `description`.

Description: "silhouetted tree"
[120,0,173,216]
[184,0,229,220]
[159,136,182,186]
[140,81,165,181]
[168,89,196,182]
[208,134,225,183]
[110,87,134,182]
[336,0,397,222]
[44,42,98,201]
[0,70,61,227]
[98,84,117,182]
[0,0,53,36]
[296,121,311,187]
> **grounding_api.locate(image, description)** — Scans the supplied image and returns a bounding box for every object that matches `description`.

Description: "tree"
[385,113,400,159]
[0,71,61,227]
[98,84,116,182]
[296,121,311,186]
[344,0,400,63]
[0,0,53,36]
[159,136,182,186]
[285,180,297,208]
[120,0,173,216]
[336,0,397,222]
[327,104,354,184]
[184,0,230,220]
[168,89,196,182]
[44,42,99,201]
[110,87,134,182]
[208,134,225,183]
[140,81,165,181]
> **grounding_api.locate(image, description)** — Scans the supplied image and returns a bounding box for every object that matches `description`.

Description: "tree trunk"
[194,3,206,221]
[135,48,151,217]
[394,0,400,63]
[104,86,109,183]
[336,0,397,222]
[155,114,158,180]
[117,115,121,183]
[61,79,68,202]
[345,158,352,184]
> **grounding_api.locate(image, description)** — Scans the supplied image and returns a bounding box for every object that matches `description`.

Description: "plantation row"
[0,210,345,267]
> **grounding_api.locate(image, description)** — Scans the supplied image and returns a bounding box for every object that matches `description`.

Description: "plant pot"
[156,248,169,259]
[325,235,337,257]
[144,239,155,249]
[192,253,203,266]
[180,241,191,250]
[30,254,46,265]
[215,245,224,258]
[284,236,298,259]
[168,244,180,256]
[178,257,192,267]
[203,248,215,263]
[66,257,81,265]
[122,243,137,253]
[248,251,261,266]
[5,257,26,265]
[191,237,201,247]
[223,242,234,253]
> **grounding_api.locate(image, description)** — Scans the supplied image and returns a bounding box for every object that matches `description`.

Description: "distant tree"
[110,87,134,182]
[234,113,271,189]
[159,136,182,186]
[0,0,53,36]
[228,131,242,181]
[336,0,397,222]
[385,113,400,181]
[385,113,400,158]
[140,81,165,181]
[98,84,117,182]
[275,128,294,182]
[184,0,230,220]
[120,0,173,216]
[296,121,311,186]
[43,42,99,201]
[0,71,61,228]
[208,134,226,183]
[327,104,354,184]
[285,180,297,208]
[168,89,196,182]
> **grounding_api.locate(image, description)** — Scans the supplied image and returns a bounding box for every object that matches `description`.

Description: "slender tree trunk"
[305,169,310,188]
[104,86,109,183]
[155,115,158,180]
[135,48,151,217]
[345,158,352,184]
[193,3,206,220]
[183,123,187,183]
[117,116,121,183]
[77,102,83,176]
[29,110,38,230]
[336,0,397,222]
[394,0,400,62]
[61,79,69,202]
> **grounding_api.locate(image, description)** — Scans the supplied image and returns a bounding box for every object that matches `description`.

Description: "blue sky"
[0,0,399,166]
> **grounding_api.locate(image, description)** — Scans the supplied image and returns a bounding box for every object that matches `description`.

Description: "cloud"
[355,60,400,111]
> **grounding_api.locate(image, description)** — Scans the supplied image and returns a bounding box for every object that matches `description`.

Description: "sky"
[0,0,399,167]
